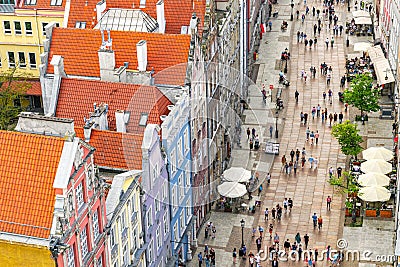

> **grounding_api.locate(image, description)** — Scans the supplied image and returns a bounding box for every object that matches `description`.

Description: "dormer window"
[24,0,36,5]
[139,112,148,126]
[139,0,146,7]
[75,21,86,29]
[50,0,62,6]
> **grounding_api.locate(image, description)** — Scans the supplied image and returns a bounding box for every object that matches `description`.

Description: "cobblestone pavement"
[189,0,357,266]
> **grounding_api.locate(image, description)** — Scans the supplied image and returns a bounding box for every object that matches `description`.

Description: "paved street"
[190,0,367,266]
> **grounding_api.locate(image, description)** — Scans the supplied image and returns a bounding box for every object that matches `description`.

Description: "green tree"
[329,171,360,223]
[331,120,363,158]
[0,68,30,130]
[343,73,380,117]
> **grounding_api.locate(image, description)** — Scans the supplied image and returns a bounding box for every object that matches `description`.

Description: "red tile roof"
[47,28,190,84]
[1,80,42,96]
[20,0,66,9]
[0,131,65,239]
[55,78,171,133]
[75,127,143,170]
[66,0,206,34]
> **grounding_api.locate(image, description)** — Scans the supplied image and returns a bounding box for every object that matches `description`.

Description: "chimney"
[50,55,66,76]
[156,0,166,33]
[136,40,147,72]
[89,103,109,130]
[190,13,198,35]
[98,29,116,81]
[96,0,107,22]
[83,120,95,142]
[115,110,130,133]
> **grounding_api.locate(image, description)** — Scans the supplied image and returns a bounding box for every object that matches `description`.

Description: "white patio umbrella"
[360,159,392,174]
[358,186,391,202]
[358,173,390,187]
[217,182,247,198]
[352,10,371,17]
[222,167,251,183]
[362,147,393,161]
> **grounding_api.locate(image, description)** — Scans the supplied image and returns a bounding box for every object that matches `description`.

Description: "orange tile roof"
[0,131,65,239]
[66,0,206,34]
[1,80,42,96]
[75,128,143,170]
[47,28,190,84]
[55,78,172,133]
[20,0,66,9]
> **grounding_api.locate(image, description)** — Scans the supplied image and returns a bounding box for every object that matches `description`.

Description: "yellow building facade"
[0,240,54,267]
[0,5,64,77]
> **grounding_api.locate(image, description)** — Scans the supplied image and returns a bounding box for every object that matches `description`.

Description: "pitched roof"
[66,0,206,34]
[20,0,66,9]
[75,128,143,170]
[47,28,191,84]
[0,131,65,239]
[55,78,171,133]
[1,80,42,96]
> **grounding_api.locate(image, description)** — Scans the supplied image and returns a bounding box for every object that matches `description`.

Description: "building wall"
[55,141,107,267]
[0,9,63,77]
[0,240,53,266]
[161,93,193,263]
[142,125,171,267]
[107,173,145,267]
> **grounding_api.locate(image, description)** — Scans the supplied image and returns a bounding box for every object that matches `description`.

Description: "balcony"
[131,211,138,224]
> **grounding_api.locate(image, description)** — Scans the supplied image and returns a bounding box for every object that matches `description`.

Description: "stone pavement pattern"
[189,0,353,265]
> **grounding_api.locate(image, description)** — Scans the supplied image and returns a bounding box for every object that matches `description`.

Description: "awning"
[354,16,372,25]
[352,10,371,17]
[367,46,395,85]
[353,42,373,52]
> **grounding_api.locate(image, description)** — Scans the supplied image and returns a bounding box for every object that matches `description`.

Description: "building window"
[177,138,182,164]
[29,52,36,69]
[123,244,129,266]
[75,21,86,29]
[155,194,160,212]
[186,171,190,191]
[96,254,103,267]
[110,227,116,246]
[67,246,75,267]
[173,223,178,242]
[147,206,152,227]
[170,149,176,174]
[18,52,26,68]
[50,0,62,5]
[139,112,148,126]
[121,210,126,229]
[7,52,15,68]
[25,22,32,35]
[172,185,177,212]
[148,241,154,263]
[156,226,161,249]
[14,21,21,35]
[152,163,158,183]
[186,202,191,221]
[80,226,89,259]
[131,227,137,251]
[162,182,167,201]
[76,182,84,210]
[180,212,184,232]
[184,129,189,153]
[42,22,48,36]
[163,213,168,235]
[92,209,100,241]
[24,0,36,4]
[3,21,11,34]
[178,174,184,200]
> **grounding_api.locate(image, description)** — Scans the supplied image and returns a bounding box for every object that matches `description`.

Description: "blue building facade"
[161,93,194,264]
[141,124,171,267]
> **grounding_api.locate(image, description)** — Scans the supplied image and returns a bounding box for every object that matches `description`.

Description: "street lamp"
[275,110,279,138]
[240,219,245,247]
[290,0,294,21]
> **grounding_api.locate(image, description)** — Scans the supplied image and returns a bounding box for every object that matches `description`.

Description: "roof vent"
[160,115,167,121]
[136,40,147,72]
[124,62,129,68]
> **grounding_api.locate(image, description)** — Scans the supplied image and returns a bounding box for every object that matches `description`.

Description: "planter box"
[345,208,360,217]
[380,209,392,218]
[365,209,377,217]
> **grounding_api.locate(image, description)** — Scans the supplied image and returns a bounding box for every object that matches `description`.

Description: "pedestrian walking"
[268,20,272,31]
[318,215,323,230]
[329,113,333,127]
[310,131,315,145]
[271,207,276,220]
[333,112,338,123]
[258,184,263,196]
[247,127,250,139]
[290,149,295,162]
[256,237,262,252]
[337,166,342,177]
[327,195,332,210]
[304,113,308,125]
[304,234,310,249]
[294,161,298,174]
[212,226,216,238]
[304,71,308,82]
[300,111,304,123]
[274,233,280,246]
[331,36,334,47]
[281,155,287,171]
[308,155,314,169]
[301,155,306,168]
[312,213,318,228]
[259,225,264,237]
[288,198,293,211]
[339,112,343,123]
[323,91,327,100]
[313,157,318,170]
[311,106,316,119]
[252,128,256,138]
[325,37,329,48]
[309,39,313,49]
[266,172,271,185]
[296,148,300,161]
[306,127,310,141]
[313,37,317,49]
[313,23,317,35]
[302,13,305,23]
[322,111,325,123]
[295,90,299,102]
[297,31,301,42]
[315,130,319,144]
[272,258,279,267]
[265,208,269,220]
[326,72,331,85]
[329,166,334,178]
[233,248,237,263]
[198,252,203,267]
[249,139,254,150]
